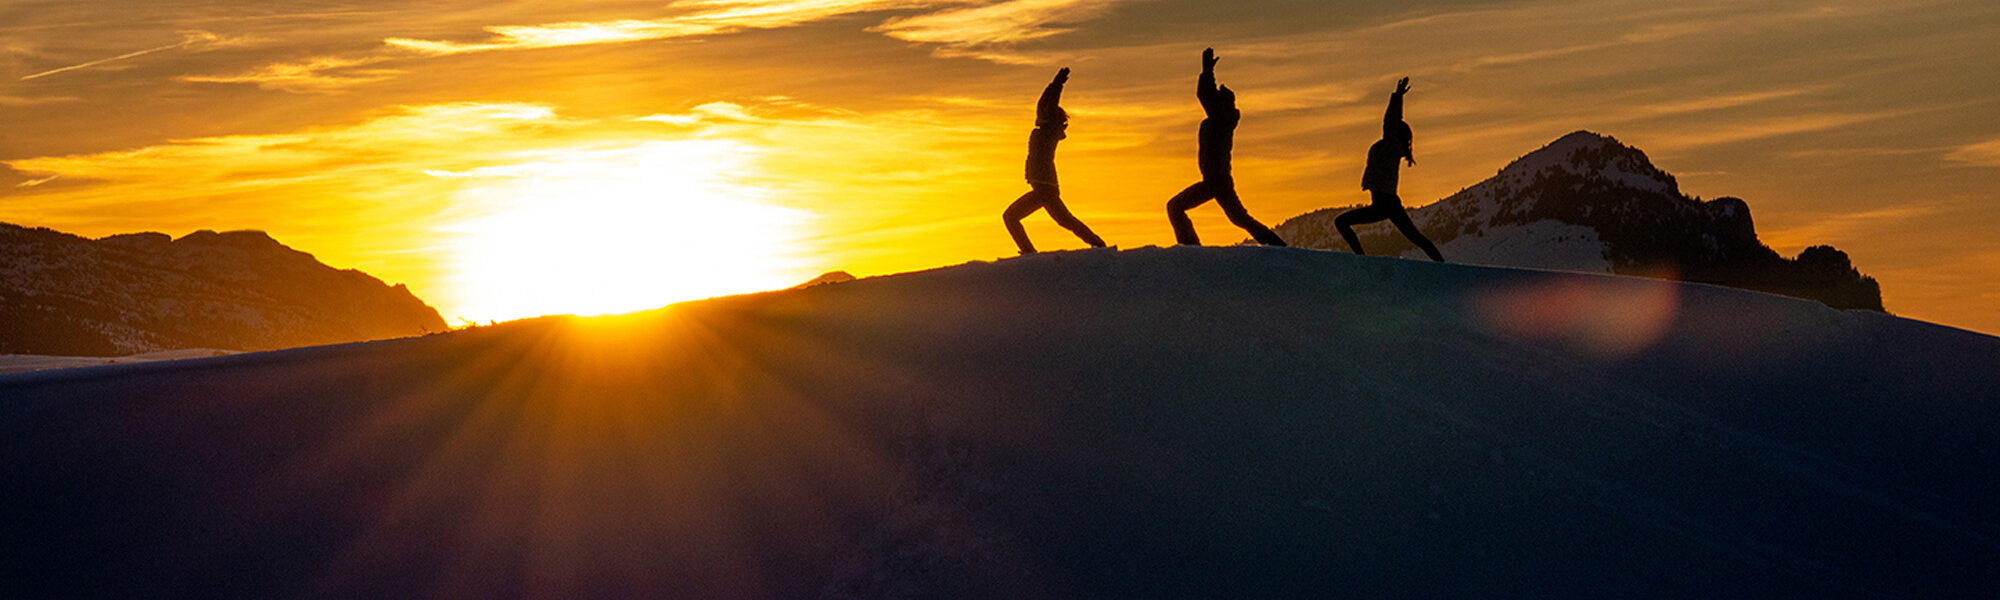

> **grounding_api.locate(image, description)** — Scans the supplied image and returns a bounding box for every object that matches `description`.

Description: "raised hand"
[1054,67,1070,84]
[1395,77,1411,95]
[1203,47,1218,71]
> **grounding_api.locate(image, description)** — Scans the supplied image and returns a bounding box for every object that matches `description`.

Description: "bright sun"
[441,139,814,323]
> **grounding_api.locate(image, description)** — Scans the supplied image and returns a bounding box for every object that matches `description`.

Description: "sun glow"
[440,140,814,323]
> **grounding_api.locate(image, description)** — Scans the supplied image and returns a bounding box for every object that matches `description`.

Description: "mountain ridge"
[1276,130,1882,311]
[1,222,446,355]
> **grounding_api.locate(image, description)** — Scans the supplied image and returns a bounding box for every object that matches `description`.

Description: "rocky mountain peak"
[1273,131,1881,311]
[175,229,287,249]
[2,222,448,356]
[1494,130,1679,197]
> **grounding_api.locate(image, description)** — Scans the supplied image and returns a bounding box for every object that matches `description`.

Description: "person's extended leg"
[1333,204,1390,255]
[1166,182,1214,245]
[1003,189,1049,254]
[1386,204,1444,262]
[1214,186,1286,246]
[1041,194,1107,248]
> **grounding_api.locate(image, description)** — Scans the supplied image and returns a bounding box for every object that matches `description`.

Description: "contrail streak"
[17,175,61,188]
[20,31,218,81]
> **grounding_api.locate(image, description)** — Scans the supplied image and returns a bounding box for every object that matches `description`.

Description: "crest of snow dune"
[0,246,1986,597]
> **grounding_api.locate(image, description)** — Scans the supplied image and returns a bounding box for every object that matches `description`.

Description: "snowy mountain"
[1,222,446,355]
[1276,131,1883,311]
[4,246,1995,598]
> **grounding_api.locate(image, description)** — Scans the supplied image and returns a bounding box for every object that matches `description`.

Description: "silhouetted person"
[1165,48,1286,247]
[1003,67,1107,254]
[1334,77,1444,262]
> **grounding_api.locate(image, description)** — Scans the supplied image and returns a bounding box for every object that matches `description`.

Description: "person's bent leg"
[1042,194,1107,247]
[1333,205,1388,255]
[1215,187,1286,246]
[1166,182,1213,245]
[1387,205,1444,262]
[1003,190,1047,254]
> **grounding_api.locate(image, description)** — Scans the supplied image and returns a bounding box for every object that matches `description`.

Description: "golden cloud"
[252,0,1130,87]
[1945,138,2000,167]
[872,0,1123,46]
[383,0,943,56]
[179,56,404,92]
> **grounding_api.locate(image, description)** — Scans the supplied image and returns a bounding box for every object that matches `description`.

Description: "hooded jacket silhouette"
[1334,77,1443,262]
[1003,67,1106,254]
[1024,73,1066,187]
[1361,86,1413,195]
[1196,60,1238,181]
[1165,48,1285,247]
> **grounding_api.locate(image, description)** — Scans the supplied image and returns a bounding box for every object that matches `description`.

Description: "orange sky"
[4,0,1997,332]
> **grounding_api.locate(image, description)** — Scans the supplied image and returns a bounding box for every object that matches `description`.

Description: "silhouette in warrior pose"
[1003,67,1107,254]
[1165,48,1286,247]
[1334,77,1444,262]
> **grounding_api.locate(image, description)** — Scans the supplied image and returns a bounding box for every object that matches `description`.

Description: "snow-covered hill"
[4,246,1994,598]
[0,223,447,355]
[1277,131,1883,311]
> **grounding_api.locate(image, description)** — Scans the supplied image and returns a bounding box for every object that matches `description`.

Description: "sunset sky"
[4,0,1997,332]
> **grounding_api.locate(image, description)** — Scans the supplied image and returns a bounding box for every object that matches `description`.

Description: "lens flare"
[1471,274,1680,357]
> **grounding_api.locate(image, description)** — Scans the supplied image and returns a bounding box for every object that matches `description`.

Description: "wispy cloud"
[179,56,403,93]
[1776,146,1940,161]
[872,0,1124,52]
[384,0,938,56]
[171,1,1134,94]
[1945,137,2000,167]
[19,31,222,80]
[1634,89,1818,117]
[634,113,704,126]
[1643,112,1898,150]
[1445,40,1629,72]
[384,19,717,55]
[637,101,771,125]
[4,102,566,194]
[16,175,60,188]
[0,94,78,106]
[1758,205,1941,251]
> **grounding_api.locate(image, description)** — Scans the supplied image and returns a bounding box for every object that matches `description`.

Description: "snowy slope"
[0,348,234,375]
[4,246,1996,598]
[1429,219,1608,273]
[1276,131,1882,311]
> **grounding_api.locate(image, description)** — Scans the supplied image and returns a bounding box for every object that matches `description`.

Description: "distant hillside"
[1276,131,1883,311]
[0,223,446,355]
[5,246,1995,598]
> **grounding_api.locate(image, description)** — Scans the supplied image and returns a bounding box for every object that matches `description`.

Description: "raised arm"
[1384,77,1408,130]
[1198,48,1219,98]
[1388,77,1413,164]
[1037,67,1069,122]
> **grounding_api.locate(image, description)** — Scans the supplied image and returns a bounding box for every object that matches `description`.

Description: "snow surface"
[0,349,236,375]
[4,246,1997,598]
[1400,219,1611,273]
